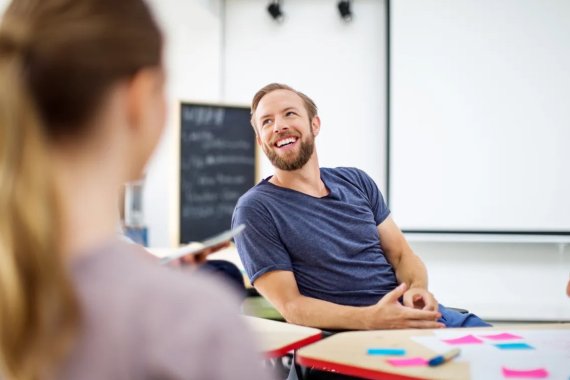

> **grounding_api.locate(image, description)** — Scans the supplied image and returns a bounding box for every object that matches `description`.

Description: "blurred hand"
[566,279,570,297]
[402,287,438,311]
[177,241,231,266]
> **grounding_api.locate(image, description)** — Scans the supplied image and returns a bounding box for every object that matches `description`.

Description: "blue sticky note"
[367,348,406,356]
[494,342,534,350]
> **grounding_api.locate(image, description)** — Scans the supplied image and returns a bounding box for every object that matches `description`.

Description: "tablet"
[160,224,246,265]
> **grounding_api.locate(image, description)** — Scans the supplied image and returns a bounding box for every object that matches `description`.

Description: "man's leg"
[438,304,492,327]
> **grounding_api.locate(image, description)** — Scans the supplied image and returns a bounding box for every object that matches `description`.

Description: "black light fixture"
[337,0,353,22]
[267,0,284,23]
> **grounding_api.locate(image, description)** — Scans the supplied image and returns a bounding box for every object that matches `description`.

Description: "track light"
[337,0,353,22]
[267,0,284,23]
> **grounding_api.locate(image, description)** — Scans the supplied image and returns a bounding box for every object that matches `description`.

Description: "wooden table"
[296,323,570,380]
[244,316,322,358]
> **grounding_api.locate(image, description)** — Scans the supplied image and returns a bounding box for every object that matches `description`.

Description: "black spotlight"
[337,0,353,22]
[267,0,284,23]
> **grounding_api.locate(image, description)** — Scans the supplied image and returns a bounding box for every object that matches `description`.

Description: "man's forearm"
[277,282,442,330]
[394,251,429,289]
[280,294,371,330]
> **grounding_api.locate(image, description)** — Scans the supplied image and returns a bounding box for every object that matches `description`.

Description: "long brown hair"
[0,0,162,378]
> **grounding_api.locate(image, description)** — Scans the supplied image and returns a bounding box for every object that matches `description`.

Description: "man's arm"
[254,270,443,330]
[378,216,438,311]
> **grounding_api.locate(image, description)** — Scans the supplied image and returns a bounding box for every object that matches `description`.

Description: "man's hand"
[364,283,444,330]
[402,287,438,311]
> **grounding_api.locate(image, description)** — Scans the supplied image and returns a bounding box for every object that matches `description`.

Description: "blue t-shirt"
[232,167,398,307]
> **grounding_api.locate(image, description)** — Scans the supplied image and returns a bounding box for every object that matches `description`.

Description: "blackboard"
[179,103,256,243]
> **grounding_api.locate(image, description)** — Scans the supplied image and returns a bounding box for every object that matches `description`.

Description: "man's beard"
[263,133,315,171]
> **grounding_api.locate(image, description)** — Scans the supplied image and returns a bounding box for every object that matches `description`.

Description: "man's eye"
[286,111,296,117]
[262,119,272,126]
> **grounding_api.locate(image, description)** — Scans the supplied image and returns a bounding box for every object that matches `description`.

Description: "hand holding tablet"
[160,224,246,265]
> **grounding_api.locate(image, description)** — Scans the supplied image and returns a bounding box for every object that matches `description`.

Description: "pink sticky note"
[502,367,549,378]
[387,357,428,367]
[442,334,484,345]
[480,333,523,341]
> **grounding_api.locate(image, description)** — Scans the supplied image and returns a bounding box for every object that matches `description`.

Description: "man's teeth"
[276,137,296,147]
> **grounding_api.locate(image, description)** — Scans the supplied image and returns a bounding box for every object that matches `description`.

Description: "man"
[232,83,489,330]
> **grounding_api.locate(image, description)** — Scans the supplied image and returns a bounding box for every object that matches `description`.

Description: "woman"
[0,0,269,379]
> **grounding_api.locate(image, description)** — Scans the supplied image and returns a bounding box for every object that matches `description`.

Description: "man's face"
[254,89,319,171]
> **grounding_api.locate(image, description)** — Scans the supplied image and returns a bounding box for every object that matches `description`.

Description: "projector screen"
[389,0,570,234]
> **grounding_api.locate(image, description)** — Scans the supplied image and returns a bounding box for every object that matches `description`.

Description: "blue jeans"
[438,304,491,327]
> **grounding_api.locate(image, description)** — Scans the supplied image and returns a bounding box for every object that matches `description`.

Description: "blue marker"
[428,348,461,366]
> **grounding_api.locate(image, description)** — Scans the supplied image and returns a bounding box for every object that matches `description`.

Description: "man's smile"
[273,136,298,150]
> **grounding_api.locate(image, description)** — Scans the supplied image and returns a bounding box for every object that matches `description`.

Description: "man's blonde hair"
[250,83,318,133]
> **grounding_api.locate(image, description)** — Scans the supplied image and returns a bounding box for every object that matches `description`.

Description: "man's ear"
[256,134,262,146]
[311,115,321,136]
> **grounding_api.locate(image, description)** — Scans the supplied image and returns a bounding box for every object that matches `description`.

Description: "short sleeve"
[353,169,390,225]
[232,202,293,284]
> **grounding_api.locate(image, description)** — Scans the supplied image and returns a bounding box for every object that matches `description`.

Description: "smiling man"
[232,83,490,330]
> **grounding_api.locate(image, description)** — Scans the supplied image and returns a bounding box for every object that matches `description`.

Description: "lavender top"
[58,239,271,379]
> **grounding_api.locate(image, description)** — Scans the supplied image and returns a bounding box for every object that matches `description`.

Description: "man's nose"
[273,117,289,133]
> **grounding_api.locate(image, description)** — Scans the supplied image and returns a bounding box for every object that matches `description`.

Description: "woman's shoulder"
[67,239,269,379]
[72,239,242,321]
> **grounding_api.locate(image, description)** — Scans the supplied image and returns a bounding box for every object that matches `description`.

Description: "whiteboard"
[389,0,570,234]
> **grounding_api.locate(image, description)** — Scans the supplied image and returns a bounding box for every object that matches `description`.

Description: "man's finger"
[422,304,437,311]
[384,283,407,302]
[406,320,445,329]
[401,307,441,321]
[422,298,438,311]
[401,292,414,308]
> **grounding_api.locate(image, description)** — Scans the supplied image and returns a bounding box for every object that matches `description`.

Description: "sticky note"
[367,348,406,356]
[494,342,534,350]
[387,357,428,367]
[502,366,549,378]
[442,335,484,345]
[479,332,523,341]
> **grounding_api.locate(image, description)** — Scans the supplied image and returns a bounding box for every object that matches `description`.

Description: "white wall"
[390,0,570,233]
[414,240,570,321]
[223,0,386,185]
